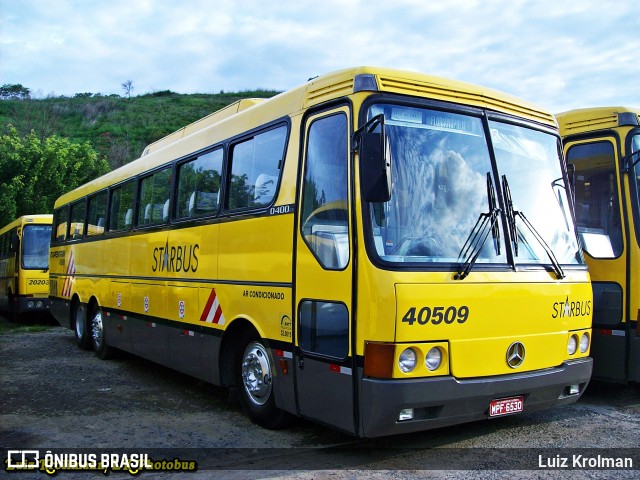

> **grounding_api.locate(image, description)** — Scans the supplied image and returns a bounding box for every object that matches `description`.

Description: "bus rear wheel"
[73,303,92,350]
[236,331,291,429]
[90,308,114,360]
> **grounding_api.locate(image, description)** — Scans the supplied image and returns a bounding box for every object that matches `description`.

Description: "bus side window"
[109,180,135,232]
[54,207,69,242]
[87,190,107,236]
[69,200,86,239]
[176,148,223,219]
[228,126,287,211]
[138,167,171,226]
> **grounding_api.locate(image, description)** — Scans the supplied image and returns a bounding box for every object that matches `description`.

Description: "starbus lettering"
[152,241,199,273]
[552,296,592,319]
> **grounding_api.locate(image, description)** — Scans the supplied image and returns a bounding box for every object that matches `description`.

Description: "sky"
[1,0,638,113]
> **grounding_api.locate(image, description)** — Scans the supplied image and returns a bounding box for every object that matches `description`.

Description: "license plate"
[489,396,524,417]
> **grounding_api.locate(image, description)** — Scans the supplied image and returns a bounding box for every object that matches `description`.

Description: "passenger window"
[87,191,107,236]
[54,208,69,242]
[298,300,349,359]
[228,125,287,210]
[69,201,86,239]
[108,181,135,231]
[301,113,349,269]
[138,167,171,226]
[176,149,223,219]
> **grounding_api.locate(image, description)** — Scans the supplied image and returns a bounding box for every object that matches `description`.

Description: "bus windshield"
[366,104,582,268]
[22,224,52,269]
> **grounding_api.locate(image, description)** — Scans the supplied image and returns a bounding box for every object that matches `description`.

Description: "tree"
[121,80,134,98]
[0,84,30,100]
[0,125,110,226]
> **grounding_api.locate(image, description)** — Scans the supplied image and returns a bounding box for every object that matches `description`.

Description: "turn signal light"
[364,342,395,378]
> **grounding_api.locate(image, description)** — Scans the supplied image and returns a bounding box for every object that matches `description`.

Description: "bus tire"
[90,307,114,360]
[73,303,92,350]
[236,331,291,429]
[9,293,19,323]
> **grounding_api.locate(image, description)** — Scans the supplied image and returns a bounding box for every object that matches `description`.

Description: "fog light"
[398,408,414,421]
[27,300,35,308]
[567,335,578,355]
[399,348,417,373]
[580,333,590,353]
[425,347,442,371]
[569,384,579,395]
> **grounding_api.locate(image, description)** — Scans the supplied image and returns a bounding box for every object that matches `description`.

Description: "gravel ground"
[1,315,639,479]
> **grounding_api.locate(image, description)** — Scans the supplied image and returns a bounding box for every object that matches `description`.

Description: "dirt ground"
[1,314,639,479]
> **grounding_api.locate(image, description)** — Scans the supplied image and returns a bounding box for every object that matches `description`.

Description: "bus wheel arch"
[72,296,92,350]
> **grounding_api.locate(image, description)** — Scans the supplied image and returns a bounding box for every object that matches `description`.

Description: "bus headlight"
[399,348,417,373]
[425,347,442,371]
[27,300,35,309]
[567,335,578,355]
[580,332,590,353]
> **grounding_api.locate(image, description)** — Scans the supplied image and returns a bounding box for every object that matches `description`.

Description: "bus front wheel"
[236,331,291,429]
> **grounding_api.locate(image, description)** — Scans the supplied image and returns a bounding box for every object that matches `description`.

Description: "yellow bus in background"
[50,67,592,437]
[0,215,53,320]
[557,107,639,383]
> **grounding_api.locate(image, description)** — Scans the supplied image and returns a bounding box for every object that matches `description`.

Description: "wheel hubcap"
[91,311,104,348]
[241,341,272,406]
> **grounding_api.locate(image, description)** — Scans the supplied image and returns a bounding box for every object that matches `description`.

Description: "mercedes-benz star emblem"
[506,342,525,368]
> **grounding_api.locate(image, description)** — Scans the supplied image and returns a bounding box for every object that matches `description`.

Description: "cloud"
[0,0,637,111]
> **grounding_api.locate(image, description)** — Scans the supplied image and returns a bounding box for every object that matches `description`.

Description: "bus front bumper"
[17,296,51,313]
[359,358,592,438]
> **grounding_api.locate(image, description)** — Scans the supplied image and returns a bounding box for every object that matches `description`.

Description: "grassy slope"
[0,89,280,169]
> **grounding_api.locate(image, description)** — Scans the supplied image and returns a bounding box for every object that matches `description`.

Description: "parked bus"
[557,106,639,383]
[0,215,53,320]
[50,67,592,437]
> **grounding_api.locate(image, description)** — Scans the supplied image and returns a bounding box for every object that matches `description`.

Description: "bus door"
[294,108,356,434]
[567,137,628,380]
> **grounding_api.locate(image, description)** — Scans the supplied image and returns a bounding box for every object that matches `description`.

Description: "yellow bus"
[0,215,53,320]
[557,106,639,383]
[50,67,592,437]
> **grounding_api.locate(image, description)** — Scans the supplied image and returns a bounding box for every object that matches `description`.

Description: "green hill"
[0,89,280,170]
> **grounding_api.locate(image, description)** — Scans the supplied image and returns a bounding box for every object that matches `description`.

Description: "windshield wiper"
[501,175,565,279]
[455,173,501,280]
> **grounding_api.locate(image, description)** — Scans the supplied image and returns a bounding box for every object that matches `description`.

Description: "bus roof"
[557,106,640,136]
[0,214,53,235]
[54,66,557,207]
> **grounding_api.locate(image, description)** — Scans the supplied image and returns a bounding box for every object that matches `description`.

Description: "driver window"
[301,113,349,270]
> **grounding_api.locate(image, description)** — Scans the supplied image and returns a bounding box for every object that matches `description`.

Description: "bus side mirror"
[358,115,392,202]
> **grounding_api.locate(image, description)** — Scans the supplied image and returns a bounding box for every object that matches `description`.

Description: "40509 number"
[402,305,469,326]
